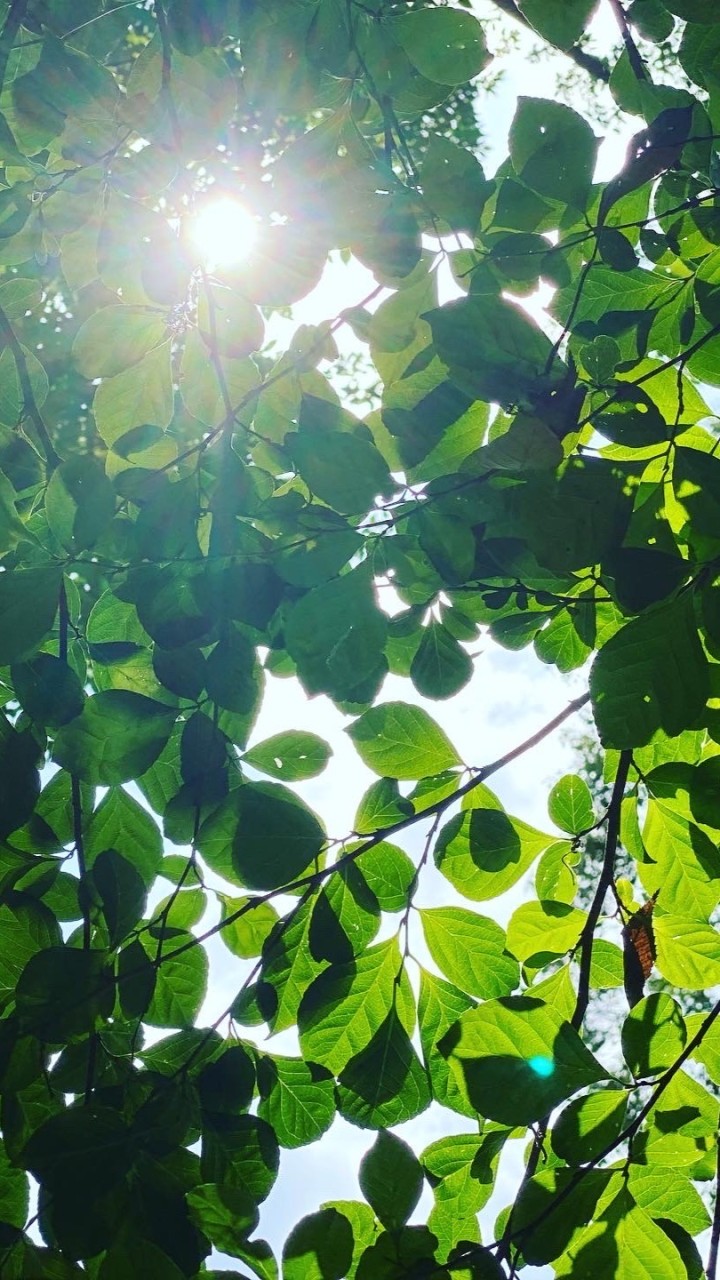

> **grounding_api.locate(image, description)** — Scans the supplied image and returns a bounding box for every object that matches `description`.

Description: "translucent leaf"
[441,995,607,1126]
[420,907,519,999]
[347,702,461,779]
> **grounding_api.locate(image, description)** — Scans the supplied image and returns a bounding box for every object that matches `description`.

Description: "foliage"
[1,0,720,1277]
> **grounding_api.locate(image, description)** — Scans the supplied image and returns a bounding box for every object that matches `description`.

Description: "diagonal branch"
[161,691,591,965]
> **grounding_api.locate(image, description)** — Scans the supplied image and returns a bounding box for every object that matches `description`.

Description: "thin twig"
[160,691,591,965]
[572,749,631,1030]
[502,994,720,1263]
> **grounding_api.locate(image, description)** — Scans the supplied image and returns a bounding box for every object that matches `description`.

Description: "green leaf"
[589,939,624,989]
[310,864,380,964]
[622,993,686,1077]
[86,787,162,886]
[0,565,61,665]
[654,915,720,988]
[243,731,332,781]
[298,938,411,1075]
[434,805,556,900]
[201,1113,279,1203]
[94,341,174,446]
[218,896,279,960]
[420,136,489,233]
[441,995,607,1125]
[11,653,84,728]
[0,899,60,1006]
[359,1131,423,1232]
[285,566,388,701]
[73,305,168,378]
[420,907,519,999]
[509,97,598,209]
[560,1199,686,1279]
[0,716,41,839]
[45,455,115,552]
[282,1209,353,1280]
[260,900,324,1035]
[347,702,461,779]
[198,782,325,890]
[197,1043,255,1114]
[418,969,476,1118]
[0,345,48,428]
[590,596,710,748]
[186,1184,258,1259]
[92,849,147,946]
[337,1010,431,1129]
[425,294,559,406]
[628,1165,710,1235]
[410,622,473,700]
[142,933,208,1028]
[53,691,176,784]
[392,8,490,85]
[507,900,587,966]
[551,1089,628,1165]
[289,429,389,516]
[354,780,414,835]
[548,774,594,834]
[517,0,597,50]
[257,1056,335,1149]
[355,842,416,912]
[16,947,113,1042]
[0,1135,28,1229]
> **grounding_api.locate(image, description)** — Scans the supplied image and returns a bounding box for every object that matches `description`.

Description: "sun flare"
[190,198,258,268]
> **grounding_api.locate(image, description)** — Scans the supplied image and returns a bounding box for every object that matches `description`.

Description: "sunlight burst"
[190,198,257,268]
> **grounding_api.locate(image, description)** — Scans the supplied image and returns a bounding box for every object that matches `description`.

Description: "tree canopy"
[1,0,720,1276]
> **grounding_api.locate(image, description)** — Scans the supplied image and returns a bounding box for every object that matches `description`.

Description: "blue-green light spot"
[527,1055,554,1078]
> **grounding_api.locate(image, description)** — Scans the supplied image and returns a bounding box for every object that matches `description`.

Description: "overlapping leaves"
[0,0,719,1278]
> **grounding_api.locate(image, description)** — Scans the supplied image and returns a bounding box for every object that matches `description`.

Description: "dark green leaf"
[283,1208,353,1280]
[359,1131,424,1232]
[53,692,176,784]
[198,782,325,890]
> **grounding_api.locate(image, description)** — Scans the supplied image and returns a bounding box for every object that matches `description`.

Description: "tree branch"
[161,691,591,965]
[487,0,610,84]
[572,748,631,1031]
[607,0,648,82]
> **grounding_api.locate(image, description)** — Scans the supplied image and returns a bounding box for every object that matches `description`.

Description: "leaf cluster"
[0,0,720,1277]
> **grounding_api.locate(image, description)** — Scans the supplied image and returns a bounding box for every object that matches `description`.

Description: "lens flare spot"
[190,198,257,268]
[528,1055,554,1078]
